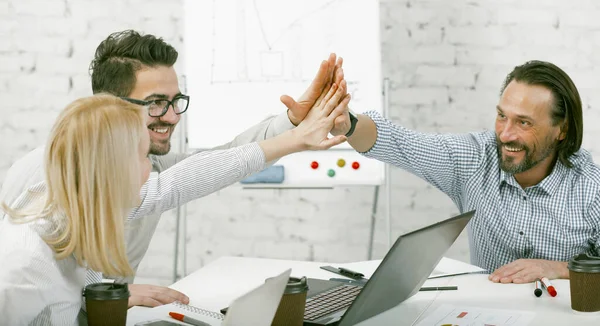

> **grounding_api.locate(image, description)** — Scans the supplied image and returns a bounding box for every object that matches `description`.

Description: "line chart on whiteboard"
[184,0,381,151]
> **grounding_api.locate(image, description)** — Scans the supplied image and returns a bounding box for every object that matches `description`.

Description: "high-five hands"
[281,53,345,126]
[258,80,350,162]
[293,80,351,150]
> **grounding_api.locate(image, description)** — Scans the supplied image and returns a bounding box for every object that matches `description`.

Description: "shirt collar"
[499,159,567,196]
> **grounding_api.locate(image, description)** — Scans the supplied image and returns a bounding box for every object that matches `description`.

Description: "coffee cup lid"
[568,253,600,273]
[284,276,309,294]
[83,282,130,300]
[265,276,309,294]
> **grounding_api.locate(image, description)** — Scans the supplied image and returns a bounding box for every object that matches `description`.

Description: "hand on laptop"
[127,284,190,308]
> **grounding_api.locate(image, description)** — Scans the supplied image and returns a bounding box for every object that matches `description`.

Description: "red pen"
[169,312,211,326]
[540,277,557,297]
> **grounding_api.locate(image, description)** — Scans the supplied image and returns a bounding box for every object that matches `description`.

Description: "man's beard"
[496,136,557,174]
[150,141,171,156]
[148,122,174,156]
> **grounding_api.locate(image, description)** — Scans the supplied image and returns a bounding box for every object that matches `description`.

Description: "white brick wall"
[3,0,600,286]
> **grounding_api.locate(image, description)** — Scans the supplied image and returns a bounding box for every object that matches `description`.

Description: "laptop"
[303,210,475,326]
[132,268,292,326]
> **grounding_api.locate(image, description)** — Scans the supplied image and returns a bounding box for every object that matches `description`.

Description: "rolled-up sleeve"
[360,111,485,201]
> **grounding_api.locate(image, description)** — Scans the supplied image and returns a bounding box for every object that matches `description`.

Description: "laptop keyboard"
[304,284,363,321]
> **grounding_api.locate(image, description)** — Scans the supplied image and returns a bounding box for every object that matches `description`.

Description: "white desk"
[127,256,599,325]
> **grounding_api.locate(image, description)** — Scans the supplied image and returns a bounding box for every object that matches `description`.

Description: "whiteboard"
[183,0,384,186]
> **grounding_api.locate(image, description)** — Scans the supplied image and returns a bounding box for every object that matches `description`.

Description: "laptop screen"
[338,210,475,326]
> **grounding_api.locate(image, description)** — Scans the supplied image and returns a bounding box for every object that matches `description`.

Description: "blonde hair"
[4,94,146,276]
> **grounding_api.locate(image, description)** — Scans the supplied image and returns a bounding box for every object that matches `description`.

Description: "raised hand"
[330,107,352,136]
[281,54,345,125]
[258,81,351,162]
[293,80,351,150]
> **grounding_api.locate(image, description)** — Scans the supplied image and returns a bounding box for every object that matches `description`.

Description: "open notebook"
[131,269,291,326]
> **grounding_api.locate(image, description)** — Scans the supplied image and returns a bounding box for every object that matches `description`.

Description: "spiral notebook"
[131,268,291,326]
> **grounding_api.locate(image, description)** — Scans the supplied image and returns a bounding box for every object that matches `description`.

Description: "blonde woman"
[0,81,349,324]
[0,94,151,325]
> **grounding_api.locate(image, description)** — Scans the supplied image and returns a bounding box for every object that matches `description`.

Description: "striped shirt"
[361,111,600,272]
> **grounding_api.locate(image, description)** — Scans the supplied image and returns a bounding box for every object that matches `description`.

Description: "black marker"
[419,286,458,291]
[534,279,542,297]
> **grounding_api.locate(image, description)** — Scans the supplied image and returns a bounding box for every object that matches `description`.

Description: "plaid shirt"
[362,111,600,272]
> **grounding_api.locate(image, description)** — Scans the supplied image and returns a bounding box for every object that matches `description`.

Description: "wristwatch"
[345,111,358,137]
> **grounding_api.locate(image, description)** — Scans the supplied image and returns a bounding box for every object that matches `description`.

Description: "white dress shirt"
[0,183,86,325]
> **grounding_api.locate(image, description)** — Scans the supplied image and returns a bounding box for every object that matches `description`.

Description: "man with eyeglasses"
[119,95,191,155]
[0,30,347,309]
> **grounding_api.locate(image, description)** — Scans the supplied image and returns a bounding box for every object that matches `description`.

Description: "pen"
[427,270,489,279]
[540,277,557,297]
[534,279,542,297]
[169,312,211,326]
[419,286,458,291]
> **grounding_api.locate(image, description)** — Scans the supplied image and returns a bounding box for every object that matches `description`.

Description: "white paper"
[335,257,485,280]
[428,257,486,279]
[416,304,536,326]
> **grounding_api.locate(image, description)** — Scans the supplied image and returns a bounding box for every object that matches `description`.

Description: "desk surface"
[128,256,600,326]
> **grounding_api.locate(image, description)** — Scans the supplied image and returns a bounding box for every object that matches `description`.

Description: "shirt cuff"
[272,111,296,135]
[359,110,393,158]
[236,143,269,176]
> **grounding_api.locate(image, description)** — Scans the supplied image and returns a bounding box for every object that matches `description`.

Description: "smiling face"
[495,80,566,177]
[128,65,181,155]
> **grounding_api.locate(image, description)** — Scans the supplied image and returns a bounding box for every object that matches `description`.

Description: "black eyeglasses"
[120,95,190,118]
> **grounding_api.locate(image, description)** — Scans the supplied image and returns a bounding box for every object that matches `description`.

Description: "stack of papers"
[416,304,535,326]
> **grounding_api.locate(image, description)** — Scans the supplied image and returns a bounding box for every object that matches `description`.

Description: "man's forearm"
[557,261,570,279]
[258,130,304,162]
[347,114,378,153]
